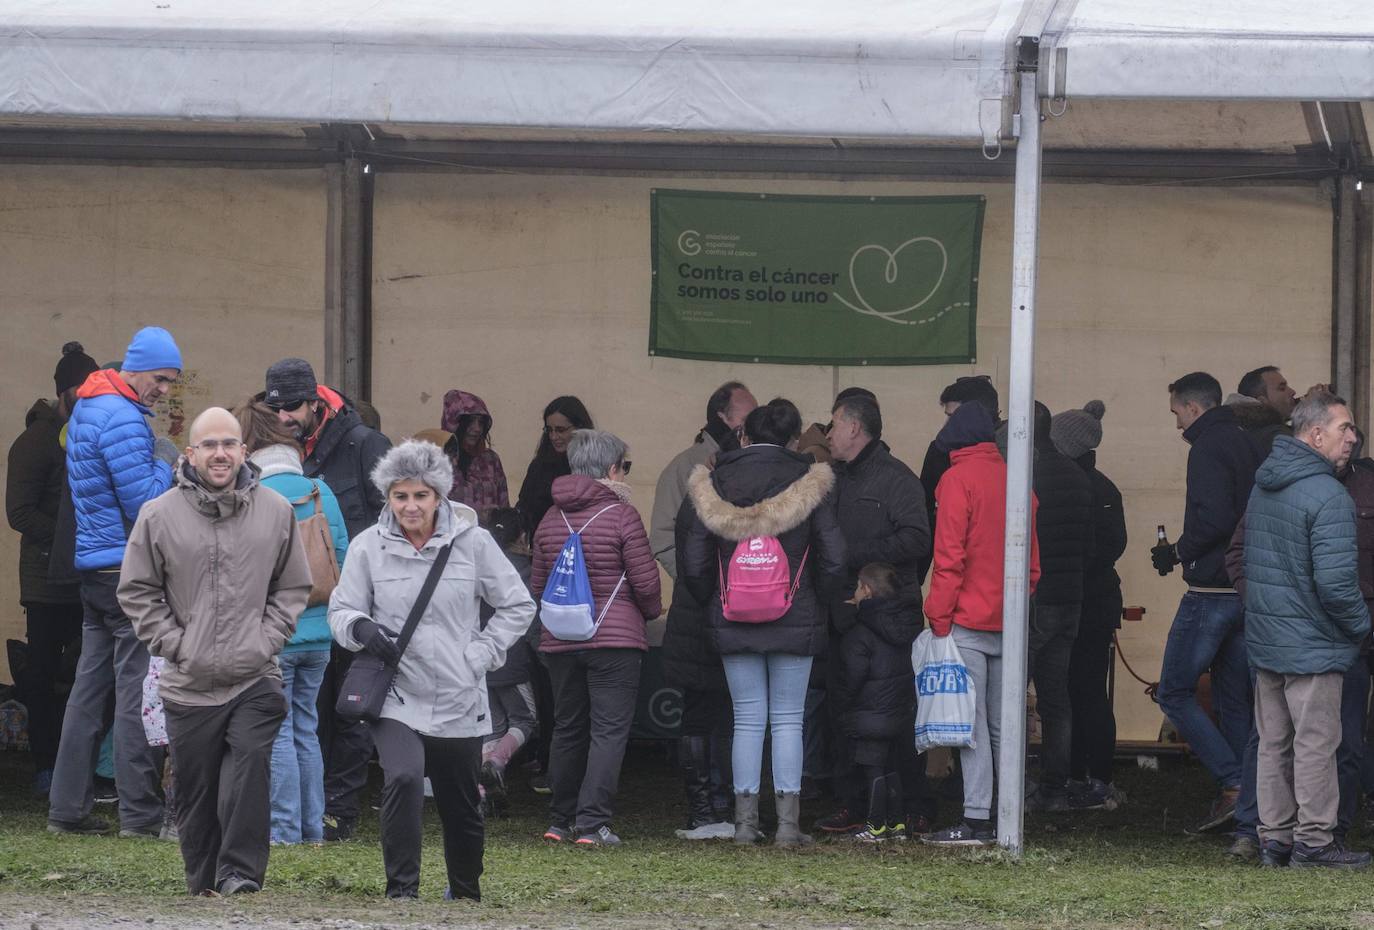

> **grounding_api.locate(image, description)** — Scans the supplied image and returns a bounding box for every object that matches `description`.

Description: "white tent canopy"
[1044,0,1374,102]
[0,0,1029,145]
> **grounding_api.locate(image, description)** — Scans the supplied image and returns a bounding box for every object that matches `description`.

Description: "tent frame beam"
[0,127,1361,183]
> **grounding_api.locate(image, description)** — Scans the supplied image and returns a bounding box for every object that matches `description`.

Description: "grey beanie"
[1050,400,1106,459]
[265,357,319,406]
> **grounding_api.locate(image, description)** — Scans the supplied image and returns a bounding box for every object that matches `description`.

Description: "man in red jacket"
[922,403,1040,846]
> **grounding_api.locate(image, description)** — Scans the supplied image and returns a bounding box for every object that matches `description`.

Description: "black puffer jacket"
[682,445,847,657]
[661,494,726,692]
[1076,451,1127,634]
[1032,445,1094,605]
[5,400,80,605]
[1177,405,1260,588]
[1229,400,1288,459]
[304,401,392,541]
[838,593,922,740]
[831,440,931,627]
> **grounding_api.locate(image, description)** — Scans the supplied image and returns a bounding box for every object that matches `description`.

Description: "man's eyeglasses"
[266,398,309,413]
[195,438,243,453]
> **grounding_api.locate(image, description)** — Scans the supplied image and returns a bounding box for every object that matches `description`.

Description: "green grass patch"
[2,746,1371,929]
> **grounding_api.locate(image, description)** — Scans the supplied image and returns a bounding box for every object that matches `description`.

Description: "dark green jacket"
[1243,435,1370,674]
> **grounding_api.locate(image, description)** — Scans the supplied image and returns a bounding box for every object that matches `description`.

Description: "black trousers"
[164,677,286,895]
[1068,625,1117,784]
[1029,602,1080,786]
[370,717,484,900]
[319,644,375,821]
[22,601,84,772]
[843,727,937,821]
[545,648,642,834]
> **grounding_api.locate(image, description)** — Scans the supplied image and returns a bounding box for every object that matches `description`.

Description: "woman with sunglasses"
[515,395,594,535]
[529,429,661,846]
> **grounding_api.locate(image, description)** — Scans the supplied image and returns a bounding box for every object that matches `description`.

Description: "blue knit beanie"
[122,327,183,373]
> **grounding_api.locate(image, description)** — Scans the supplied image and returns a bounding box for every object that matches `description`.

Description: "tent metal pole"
[338,155,368,402]
[1333,173,1359,406]
[997,60,1043,859]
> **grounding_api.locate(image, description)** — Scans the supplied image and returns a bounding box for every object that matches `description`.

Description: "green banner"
[650,189,984,365]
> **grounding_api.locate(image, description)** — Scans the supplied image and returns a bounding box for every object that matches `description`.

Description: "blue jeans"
[270,650,329,844]
[1158,592,1251,789]
[722,653,813,795]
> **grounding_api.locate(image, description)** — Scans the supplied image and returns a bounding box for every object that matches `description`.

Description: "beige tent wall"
[371,172,1332,741]
[0,165,328,681]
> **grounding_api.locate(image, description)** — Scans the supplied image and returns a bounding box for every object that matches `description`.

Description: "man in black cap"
[263,358,391,841]
[6,342,99,797]
[263,358,391,540]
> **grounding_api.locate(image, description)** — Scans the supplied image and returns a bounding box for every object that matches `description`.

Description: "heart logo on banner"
[834,236,949,325]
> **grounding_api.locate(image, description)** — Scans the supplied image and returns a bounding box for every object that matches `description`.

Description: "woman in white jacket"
[329,440,535,901]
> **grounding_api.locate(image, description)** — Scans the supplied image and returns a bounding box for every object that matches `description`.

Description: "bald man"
[120,407,312,896]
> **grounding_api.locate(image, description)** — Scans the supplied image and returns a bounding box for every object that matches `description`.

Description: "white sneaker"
[675,820,735,840]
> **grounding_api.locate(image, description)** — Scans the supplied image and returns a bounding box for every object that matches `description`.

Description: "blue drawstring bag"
[540,505,626,642]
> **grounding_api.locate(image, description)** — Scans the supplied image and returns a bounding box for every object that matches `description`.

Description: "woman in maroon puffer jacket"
[530,429,661,846]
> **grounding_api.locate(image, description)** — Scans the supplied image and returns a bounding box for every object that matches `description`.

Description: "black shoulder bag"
[336,542,453,723]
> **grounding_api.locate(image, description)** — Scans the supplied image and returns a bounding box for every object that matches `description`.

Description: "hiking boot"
[1290,841,1372,870]
[774,792,813,848]
[1025,782,1070,813]
[921,819,995,847]
[93,778,118,804]
[734,792,764,845]
[480,759,507,803]
[1259,841,1292,868]
[813,806,864,834]
[48,815,112,835]
[542,824,571,843]
[530,773,552,795]
[217,874,261,895]
[575,826,622,847]
[322,814,356,842]
[1227,834,1260,862]
[1186,788,1239,835]
[1068,778,1118,811]
[905,814,934,840]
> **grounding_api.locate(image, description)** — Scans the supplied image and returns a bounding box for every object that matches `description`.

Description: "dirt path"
[0,894,984,930]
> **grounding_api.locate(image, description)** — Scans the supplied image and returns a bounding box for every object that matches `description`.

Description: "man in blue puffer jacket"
[47,326,182,837]
[1243,391,1371,870]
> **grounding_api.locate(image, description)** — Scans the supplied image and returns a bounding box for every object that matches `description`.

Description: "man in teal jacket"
[1243,391,1371,869]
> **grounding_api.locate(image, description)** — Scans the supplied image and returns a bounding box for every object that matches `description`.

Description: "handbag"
[335,541,453,723]
[292,485,341,608]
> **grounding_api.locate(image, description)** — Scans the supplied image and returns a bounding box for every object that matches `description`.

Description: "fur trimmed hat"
[371,438,454,496]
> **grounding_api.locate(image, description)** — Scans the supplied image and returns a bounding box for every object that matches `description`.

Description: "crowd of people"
[6,326,1373,901]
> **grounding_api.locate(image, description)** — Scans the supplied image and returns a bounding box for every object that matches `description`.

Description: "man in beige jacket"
[120,407,311,896]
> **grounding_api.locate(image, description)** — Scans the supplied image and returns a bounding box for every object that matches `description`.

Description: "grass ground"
[2,745,1372,930]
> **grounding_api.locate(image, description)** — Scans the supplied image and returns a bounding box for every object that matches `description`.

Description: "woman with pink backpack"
[682,399,847,847]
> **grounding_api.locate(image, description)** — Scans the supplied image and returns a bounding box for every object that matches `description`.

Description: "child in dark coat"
[479,508,540,813]
[838,562,924,841]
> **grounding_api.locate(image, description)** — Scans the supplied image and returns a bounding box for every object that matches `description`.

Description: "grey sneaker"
[575,826,622,847]
[217,874,261,895]
[1290,842,1372,870]
[118,823,160,839]
[1227,834,1260,861]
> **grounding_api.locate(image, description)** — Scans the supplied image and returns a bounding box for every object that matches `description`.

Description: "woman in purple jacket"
[530,429,662,846]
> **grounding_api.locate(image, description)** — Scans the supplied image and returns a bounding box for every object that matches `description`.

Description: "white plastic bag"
[912,629,977,752]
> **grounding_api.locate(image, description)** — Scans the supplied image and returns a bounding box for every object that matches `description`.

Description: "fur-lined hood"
[688,458,834,542]
[1226,394,1286,432]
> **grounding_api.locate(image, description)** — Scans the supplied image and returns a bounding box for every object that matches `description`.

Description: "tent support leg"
[325,156,371,401]
[1334,174,1359,413]
[997,61,1043,860]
